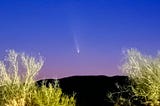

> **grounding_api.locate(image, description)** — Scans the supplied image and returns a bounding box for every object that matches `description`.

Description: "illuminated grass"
[0,50,75,106]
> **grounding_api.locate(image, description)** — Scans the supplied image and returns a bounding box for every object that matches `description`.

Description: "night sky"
[0,0,160,79]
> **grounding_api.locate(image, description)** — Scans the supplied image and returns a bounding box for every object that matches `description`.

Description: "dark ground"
[36,75,141,106]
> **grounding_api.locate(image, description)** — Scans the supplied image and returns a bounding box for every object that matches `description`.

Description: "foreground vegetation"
[0,50,75,106]
[2,48,160,106]
[108,48,160,106]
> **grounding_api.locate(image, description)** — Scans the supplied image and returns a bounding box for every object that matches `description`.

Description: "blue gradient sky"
[0,0,160,79]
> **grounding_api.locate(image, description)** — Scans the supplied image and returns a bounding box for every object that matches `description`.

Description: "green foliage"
[0,50,75,106]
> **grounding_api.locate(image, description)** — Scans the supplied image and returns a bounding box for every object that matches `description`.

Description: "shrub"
[27,80,75,106]
[0,50,75,106]
[121,48,160,105]
[107,48,160,105]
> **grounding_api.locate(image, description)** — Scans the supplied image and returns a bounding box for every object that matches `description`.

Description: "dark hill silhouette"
[36,75,140,106]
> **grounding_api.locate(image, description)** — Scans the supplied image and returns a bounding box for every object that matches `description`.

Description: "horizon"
[0,0,160,79]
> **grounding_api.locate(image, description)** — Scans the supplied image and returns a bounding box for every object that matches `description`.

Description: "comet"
[73,35,80,54]
[77,47,80,54]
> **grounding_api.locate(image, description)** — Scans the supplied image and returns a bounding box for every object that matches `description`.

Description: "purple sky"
[0,0,160,79]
